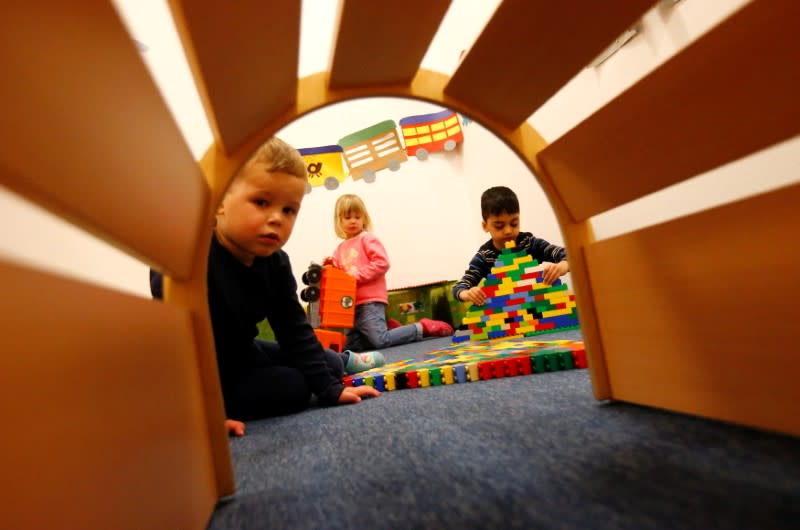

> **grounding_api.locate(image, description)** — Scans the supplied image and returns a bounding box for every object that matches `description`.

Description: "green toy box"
[386,280,468,328]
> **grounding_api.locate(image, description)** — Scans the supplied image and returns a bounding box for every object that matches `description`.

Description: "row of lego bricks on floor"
[342,347,587,391]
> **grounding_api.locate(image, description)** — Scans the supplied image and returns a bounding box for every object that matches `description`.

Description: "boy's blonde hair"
[333,194,373,239]
[238,136,307,181]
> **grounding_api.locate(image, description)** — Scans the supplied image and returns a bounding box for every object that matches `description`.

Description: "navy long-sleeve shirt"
[452,231,567,301]
[151,236,344,408]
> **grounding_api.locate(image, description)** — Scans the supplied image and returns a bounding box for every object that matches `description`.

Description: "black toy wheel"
[306,266,322,284]
[302,264,323,285]
[300,286,320,302]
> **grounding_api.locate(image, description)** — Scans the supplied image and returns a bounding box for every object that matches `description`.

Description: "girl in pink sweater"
[325,194,453,351]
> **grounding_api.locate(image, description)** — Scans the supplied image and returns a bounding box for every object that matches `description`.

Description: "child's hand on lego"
[338,385,380,404]
[225,419,245,437]
[542,260,569,285]
[322,256,335,266]
[460,286,487,306]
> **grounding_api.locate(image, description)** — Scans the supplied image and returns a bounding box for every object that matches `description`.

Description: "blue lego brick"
[539,314,580,327]
[454,364,467,383]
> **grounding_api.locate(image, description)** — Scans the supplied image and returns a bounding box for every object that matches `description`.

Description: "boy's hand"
[225,419,245,437]
[460,286,487,306]
[542,260,569,285]
[338,385,380,404]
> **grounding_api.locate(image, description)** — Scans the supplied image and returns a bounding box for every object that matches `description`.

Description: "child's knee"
[367,331,391,349]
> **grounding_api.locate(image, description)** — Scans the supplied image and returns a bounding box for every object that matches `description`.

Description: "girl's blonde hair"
[333,194,372,239]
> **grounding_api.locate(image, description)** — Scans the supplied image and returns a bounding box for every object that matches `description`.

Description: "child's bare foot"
[225,419,245,437]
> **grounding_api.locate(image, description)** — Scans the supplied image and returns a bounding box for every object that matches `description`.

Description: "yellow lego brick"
[493,264,518,274]
[467,363,479,381]
[385,372,396,391]
[544,292,570,301]
[542,308,574,318]
[442,366,455,385]
[485,312,511,320]
[418,368,430,387]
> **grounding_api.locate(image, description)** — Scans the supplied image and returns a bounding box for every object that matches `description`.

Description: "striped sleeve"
[452,250,493,300]
[527,236,566,264]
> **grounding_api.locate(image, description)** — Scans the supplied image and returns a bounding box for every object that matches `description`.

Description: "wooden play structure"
[1,1,797,528]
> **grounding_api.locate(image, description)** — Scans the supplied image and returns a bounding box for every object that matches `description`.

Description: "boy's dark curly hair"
[480,186,519,220]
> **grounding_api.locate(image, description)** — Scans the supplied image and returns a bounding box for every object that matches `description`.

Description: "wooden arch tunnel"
[1,1,798,528]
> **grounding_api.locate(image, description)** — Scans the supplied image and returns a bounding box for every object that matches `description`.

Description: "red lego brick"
[491,360,505,378]
[516,356,532,375]
[504,358,519,377]
[478,361,493,380]
[572,348,588,368]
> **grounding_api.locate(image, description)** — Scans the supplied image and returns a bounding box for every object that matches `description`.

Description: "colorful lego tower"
[452,242,579,343]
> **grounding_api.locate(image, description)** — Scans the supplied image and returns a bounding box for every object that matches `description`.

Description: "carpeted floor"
[208,331,800,529]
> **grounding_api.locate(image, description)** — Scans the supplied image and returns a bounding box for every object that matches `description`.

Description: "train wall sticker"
[297,108,464,193]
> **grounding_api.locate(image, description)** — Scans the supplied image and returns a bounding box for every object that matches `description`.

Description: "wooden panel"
[508,127,612,400]
[0,3,208,279]
[584,183,800,435]
[169,0,301,154]
[162,226,236,497]
[329,0,451,89]
[539,0,800,222]
[0,260,219,529]
[444,0,654,129]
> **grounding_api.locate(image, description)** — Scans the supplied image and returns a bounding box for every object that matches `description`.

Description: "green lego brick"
[531,354,546,373]
[558,350,574,370]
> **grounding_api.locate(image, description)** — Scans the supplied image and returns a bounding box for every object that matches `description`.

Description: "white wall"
[277,98,560,290]
[1,0,796,299]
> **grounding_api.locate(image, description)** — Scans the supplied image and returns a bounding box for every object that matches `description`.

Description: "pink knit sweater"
[331,232,389,306]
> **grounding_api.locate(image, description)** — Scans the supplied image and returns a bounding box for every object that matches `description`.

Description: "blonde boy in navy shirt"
[152,138,379,434]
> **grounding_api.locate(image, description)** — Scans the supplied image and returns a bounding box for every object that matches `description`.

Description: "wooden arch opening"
[1,1,798,528]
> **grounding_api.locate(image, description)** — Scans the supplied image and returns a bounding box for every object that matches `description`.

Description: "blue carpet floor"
[208,331,800,529]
